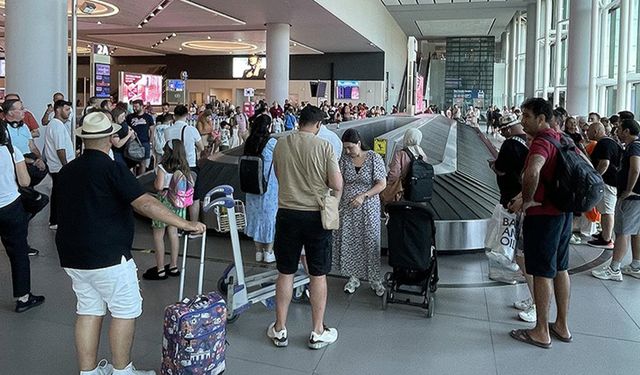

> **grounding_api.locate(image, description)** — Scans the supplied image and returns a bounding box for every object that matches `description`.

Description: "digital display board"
[119,72,163,105]
[336,80,359,100]
[232,56,266,79]
[0,59,5,78]
[94,63,111,98]
[167,79,185,91]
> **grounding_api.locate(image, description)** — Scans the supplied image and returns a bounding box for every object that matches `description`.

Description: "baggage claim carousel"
[190,114,500,252]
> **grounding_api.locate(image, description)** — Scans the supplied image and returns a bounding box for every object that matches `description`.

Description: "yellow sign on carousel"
[373,138,387,157]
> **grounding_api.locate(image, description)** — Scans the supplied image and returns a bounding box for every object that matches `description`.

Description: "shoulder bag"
[4,142,49,218]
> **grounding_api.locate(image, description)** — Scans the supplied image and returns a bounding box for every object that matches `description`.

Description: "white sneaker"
[621,265,640,279]
[263,251,276,264]
[570,234,581,245]
[96,359,113,375]
[112,363,155,375]
[513,297,533,311]
[308,326,338,349]
[343,277,360,294]
[370,281,385,297]
[592,266,623,281]
[255,251,263,262]
[49,224,58,230]
[518,304,537,323]
[266,322,288,347]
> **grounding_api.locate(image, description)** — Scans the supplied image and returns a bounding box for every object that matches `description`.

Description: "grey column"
[566,0,591,115]
[6,0,68,131]
[266,23,291,106]
[524,1,537,99]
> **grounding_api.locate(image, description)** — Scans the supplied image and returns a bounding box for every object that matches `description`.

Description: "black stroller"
[382,201,439,317]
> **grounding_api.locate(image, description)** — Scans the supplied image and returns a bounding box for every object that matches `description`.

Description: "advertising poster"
[233,56,266,79]
[94,63,111,98]
[119,72,163,105]
[337,81,360,100]
[415,76,424,113]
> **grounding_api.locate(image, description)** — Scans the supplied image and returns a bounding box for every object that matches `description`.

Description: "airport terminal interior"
[1,0,640,374]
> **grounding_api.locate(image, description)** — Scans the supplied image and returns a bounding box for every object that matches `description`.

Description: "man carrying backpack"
[508,98,573,349]
[592,118,640,281]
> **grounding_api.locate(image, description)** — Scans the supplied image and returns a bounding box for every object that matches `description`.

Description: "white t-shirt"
[44,118,76,173]
[156,164,173,190]
[0,145,24,208]
[317,125,343,162]
[163,120,202,167]
[48,111,74,139]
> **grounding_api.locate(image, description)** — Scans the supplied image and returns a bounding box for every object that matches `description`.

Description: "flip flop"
[549,323,573,343]
[509,329,552,349]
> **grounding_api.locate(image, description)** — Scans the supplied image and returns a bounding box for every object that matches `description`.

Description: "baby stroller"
[381,201,438,317]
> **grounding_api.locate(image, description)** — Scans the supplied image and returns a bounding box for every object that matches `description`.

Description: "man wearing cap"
[54,111,206,375]
[43,99,75,230]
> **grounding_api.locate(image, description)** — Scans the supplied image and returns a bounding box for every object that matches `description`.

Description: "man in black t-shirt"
[592,119,640,282]
[492,114,529,207]
[55,112,206,375]
[125,99,155,175]
[587,122,622,249]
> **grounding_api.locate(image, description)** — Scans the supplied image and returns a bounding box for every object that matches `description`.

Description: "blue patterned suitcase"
[161,234,227,375]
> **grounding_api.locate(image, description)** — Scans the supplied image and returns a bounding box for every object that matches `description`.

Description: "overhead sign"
[93,44,110,56]
[166,79,185,104]
[243,88,255,97]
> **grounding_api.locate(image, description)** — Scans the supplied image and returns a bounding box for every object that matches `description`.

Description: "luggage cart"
[203,185,309,323]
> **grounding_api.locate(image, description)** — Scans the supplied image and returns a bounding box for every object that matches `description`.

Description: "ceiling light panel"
[416,18,495,37]
[179,0,246,24]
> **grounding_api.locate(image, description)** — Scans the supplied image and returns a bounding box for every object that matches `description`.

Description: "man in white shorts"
[54,112,206,375]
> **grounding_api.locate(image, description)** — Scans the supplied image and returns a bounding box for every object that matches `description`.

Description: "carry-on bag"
[161,233,227,375]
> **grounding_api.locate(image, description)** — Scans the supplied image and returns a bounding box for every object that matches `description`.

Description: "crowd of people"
[490,99,639,349]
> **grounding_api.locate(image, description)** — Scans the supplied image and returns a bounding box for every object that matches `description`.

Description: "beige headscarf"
[403,128,427,160]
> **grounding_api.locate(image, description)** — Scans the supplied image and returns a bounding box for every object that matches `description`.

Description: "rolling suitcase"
[161,233,227,375]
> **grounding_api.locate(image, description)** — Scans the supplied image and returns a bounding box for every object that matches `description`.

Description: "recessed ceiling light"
[172,33,177,37]
[237,38,242,42]
[97,21,102,24]
[179,47,183,51]
[229,51,233,54]
[137,25,143,28]
[143,19,148,23]
[157,5,163,10]
[293,42,297,46]
[207,35,211,39]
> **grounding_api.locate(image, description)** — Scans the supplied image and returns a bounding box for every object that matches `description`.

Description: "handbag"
[125,137,146,162]
[317,193,340,230]
[380,152,406,207]
[4,142,49,217]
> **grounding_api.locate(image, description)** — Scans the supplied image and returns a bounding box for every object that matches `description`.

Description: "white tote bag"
[485,204,518,270]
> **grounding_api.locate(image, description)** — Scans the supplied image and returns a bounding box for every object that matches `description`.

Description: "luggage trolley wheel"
[226,312,240,324]
[291,285,307,303]
[217,277,229,295]
[426,296,435,318]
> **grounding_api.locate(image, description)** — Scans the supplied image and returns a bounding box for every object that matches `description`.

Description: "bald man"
[587,122,623,249]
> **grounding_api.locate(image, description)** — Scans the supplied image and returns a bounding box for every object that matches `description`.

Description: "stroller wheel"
[217,277,229,295]
[227,312,240,324]
[381,288,388,310]
[426,296,435,318]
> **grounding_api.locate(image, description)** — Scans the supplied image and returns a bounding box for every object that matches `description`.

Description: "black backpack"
[238,155,272,195]
[542,134,605,213]
[402,149,434,202]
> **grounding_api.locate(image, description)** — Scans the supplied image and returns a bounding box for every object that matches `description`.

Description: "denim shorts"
[523,213,573,278]
[64,257,143,319]
[274,209,332,276]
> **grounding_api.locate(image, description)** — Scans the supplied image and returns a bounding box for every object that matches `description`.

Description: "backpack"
[402,149,434,202]
[124,137,146,162]
[165,170,194,208]
[541,134,605,213]
[238,155,272,195]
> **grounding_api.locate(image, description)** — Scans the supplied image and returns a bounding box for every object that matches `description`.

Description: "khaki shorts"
[596,185,617,215]
[64,257,143,319]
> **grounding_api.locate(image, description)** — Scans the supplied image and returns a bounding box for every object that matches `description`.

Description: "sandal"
[142,266,168,280]
[549,323,573,343]
[509,329,551,349]
[165,265,181,277]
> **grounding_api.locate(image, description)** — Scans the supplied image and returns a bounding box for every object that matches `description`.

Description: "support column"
[543,0,552,101]
[552,0,562,108]
[524,1,537,99]
[588,0,600,112]
[6,0,68,136]
[566,0,591,115]
[504,31,511,108]
[511,14,518,107]
[616,0,630,111]
[265,23,291,106]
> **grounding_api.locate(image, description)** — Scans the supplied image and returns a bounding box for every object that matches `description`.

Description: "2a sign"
[93,44,110,56]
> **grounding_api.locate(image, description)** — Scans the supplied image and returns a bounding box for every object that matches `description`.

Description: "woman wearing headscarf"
[381,128,428,204]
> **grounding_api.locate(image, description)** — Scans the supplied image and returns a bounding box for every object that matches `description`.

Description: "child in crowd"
[143,139,194,280]
[219,121,231,151]
[229,123,241,149]
[272,115,284,133]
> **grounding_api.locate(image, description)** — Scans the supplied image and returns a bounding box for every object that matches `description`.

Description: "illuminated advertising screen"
[232,56,266,79]
[167,79,185,91]
[119,72,163,105]
[336,80,359,100]
[94,63,111,98]
[0,59,5,78]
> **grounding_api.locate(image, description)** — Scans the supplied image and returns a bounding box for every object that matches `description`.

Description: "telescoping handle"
[178,196,236,301]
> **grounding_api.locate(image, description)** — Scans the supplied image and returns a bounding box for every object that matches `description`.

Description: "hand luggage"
[161,233,227,375]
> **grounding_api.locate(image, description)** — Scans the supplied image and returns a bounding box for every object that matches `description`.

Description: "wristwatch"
[364,194,369,199]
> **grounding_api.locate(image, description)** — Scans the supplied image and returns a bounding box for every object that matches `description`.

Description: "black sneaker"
[15,293,45,313]
[28,248,39,256]
[591,232,602,240]
[142,266,168,280]
[587,238,614,249]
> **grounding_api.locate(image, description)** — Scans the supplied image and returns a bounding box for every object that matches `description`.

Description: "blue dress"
[244,138,278,243]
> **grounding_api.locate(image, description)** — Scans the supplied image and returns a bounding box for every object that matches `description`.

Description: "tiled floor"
[1,190,640,374]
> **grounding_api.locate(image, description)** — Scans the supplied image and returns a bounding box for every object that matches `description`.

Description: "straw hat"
[75,112,122,139]
[499,113,521,130]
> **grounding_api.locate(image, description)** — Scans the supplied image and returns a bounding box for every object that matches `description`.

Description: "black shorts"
[274,209,332,276]
[523,213,572,278]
